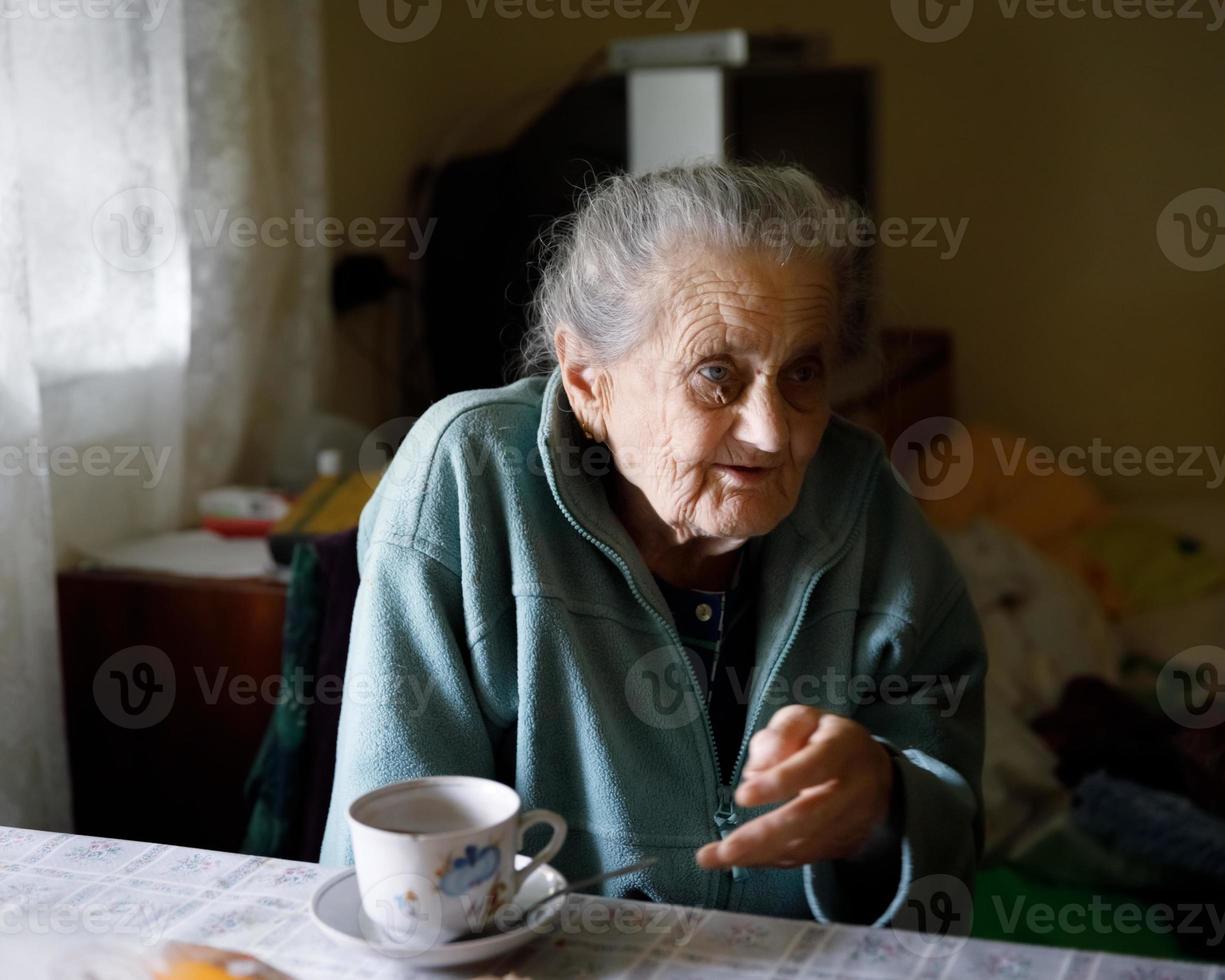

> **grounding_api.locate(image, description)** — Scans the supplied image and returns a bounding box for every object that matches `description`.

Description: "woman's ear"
[554,329,606,442]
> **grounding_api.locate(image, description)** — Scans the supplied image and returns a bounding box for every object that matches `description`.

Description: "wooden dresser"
[57,570,287,852]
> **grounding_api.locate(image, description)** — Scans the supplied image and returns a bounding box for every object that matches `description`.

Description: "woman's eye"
[788,361,824,384]
[692,363,741,405]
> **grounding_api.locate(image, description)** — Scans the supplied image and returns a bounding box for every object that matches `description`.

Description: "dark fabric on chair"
[300,527,360,862]
[242,544,324,858]
[241,528,360,861]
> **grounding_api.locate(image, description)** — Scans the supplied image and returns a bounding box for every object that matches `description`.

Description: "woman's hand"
[695,704,894,871]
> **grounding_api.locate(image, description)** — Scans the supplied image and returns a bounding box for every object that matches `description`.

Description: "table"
[1,827,1214,979]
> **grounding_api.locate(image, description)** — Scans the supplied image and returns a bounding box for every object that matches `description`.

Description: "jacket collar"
[535,366,881,649]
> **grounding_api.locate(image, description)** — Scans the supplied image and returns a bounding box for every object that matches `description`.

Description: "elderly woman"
[320,163,985,928]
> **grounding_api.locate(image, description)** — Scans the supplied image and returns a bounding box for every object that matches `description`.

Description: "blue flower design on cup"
[439,845,501,896]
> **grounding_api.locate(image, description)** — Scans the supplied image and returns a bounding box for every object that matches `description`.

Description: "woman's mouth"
[713,463,777,484]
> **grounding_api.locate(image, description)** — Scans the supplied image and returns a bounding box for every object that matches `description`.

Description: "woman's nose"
[734,383,788,454]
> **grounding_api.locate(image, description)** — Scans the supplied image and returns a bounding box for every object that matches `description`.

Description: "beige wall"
[322,0,1225,498]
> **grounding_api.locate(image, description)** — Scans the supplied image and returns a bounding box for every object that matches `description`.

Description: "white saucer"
[309,853,567,969]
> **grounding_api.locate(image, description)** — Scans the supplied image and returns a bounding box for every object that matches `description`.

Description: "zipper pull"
[713,784,737,831]
[713,785,749,882]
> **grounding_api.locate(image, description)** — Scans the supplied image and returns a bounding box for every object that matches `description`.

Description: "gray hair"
[521,162,870,374]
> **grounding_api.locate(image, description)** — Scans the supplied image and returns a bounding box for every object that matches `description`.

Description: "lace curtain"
[0,0,326,830]
[183,0,328,504]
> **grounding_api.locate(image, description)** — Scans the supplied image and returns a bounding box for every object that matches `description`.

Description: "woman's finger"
[698,782,862,868]
[736,726,853,807]
[700,785,841,867]
[741,705,824,780]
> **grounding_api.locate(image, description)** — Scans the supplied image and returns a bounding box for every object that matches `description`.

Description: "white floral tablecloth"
[0,826,1218,979]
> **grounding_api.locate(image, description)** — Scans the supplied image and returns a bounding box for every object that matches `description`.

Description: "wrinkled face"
[591,249,836,542]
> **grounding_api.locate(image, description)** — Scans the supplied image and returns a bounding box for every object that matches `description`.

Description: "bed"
[886,401,1225,963]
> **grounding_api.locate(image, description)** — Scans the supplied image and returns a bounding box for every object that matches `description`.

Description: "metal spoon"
[454,856,659,942]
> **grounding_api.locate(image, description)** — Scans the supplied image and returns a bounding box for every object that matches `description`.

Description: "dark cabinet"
[57,570,286,852]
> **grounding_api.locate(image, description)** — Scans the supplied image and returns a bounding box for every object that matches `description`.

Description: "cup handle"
[513,809,567,895]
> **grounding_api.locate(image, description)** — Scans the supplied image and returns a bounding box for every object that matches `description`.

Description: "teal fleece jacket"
[319,369,986,927]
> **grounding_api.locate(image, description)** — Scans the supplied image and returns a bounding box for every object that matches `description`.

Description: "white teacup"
[347,776,567,950]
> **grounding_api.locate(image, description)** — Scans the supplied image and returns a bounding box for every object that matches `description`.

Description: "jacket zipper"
[547,504,736,903]
[715,527,869,909]
[705,568,828,912]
